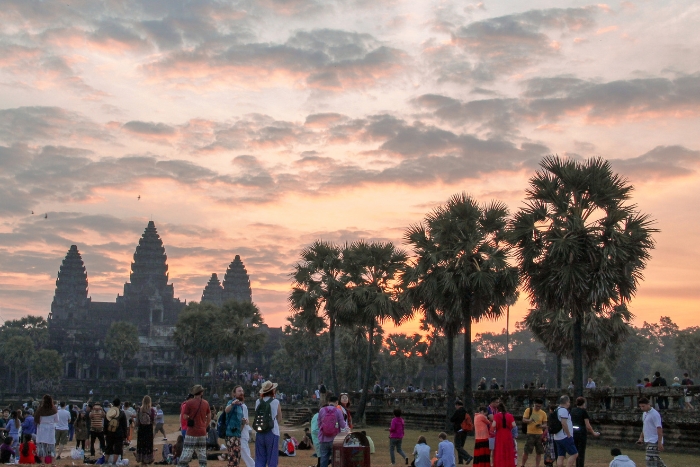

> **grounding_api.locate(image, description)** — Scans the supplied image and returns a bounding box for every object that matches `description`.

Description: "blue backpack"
[217,411,227,439]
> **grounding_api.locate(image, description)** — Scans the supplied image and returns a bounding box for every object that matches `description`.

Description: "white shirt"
[255,397,280,436]
[56,408,71,431]
[37,414,59,444]
[642,408,662,443]
[553,407,573,441]
[413,443,432,467]
[241,404,251,441]
[586,381,596,389]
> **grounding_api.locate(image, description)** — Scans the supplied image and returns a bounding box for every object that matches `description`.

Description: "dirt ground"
[52,415,696,467]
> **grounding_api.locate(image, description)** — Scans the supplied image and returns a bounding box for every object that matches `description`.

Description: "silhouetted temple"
[48,221,190,379]
[200,255,252,306]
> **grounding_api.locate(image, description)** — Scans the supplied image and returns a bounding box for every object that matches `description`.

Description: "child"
[0,436,16,463]
[389,408,407,465]
[278,433,296,457]
[435,433,455,467]
[412,436,431,467]
[19,434,37,464]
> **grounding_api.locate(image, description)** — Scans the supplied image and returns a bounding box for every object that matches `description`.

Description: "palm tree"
[404,193,519,414]
[341,240,409,421]
[217,300,267,366]
[524,305,634,387]
[511,156,656,396]
[289,241,346,395]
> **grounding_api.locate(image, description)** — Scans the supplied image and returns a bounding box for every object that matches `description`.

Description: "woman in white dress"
[34,394,59,464]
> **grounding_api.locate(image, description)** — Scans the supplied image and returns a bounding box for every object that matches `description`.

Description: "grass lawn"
[51,415,696,467]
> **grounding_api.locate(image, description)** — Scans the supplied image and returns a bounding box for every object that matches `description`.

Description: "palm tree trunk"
[446,333,455,431]
[355,319,375,422]
[463,319,474,415]
[329,318,339,396]
[573,313,584,397]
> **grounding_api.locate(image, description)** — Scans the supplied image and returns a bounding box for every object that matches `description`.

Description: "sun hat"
[259,381,278,394]
[191,384,205,395]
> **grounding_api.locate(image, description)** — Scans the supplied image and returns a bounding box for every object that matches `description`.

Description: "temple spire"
[51,245,89,318]
[124,221,170,298]
[201,273,224,306]
[222,255,252,303]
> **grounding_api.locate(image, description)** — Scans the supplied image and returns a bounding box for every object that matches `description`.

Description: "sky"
[1,0,699,334]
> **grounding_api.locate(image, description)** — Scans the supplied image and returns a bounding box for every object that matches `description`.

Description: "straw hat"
[259,380,278,394]
[191,384,206,395]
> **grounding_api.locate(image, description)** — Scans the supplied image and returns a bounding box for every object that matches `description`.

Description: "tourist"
[543,406,557,467]
[154,405,167,441]
[477,378,487,390]
[570,397,600,467]
[124,401,137,444]
[240,412,254,467]
[0,437,15,463]
[21,409,36,441]
[55,401,71,459]
[681,373,695,410]
[338,393,353,430]
[389,407,408,465]
[552,396,578,467]
[652,372,668,410]
[318,382,328,406]
[35,394,59,464]
[567,381,575,392]
[297,428,312,450]
[75,411,88,450]
[491,402,515,467]
[318,396,345,467]
[487,396,500,457]
[20,434,37,464]
[68,404,77,442]
[449,400,473,464]
[206,421,219,450]
[521,398,547,467]
[224,386,246,467]
[89,401,106,456]
[181,394,194,437]
[172,435,184,463]
[644,378,652,388]
[435,432,455,467]
[635,397,665,467]
[136,395,157,466]
[278,433,296,457]
[105,398,128,466]
[310,410,320,458]
[490,379,500,390]
[473,406,490,467]
[7,410,21,449]
[636,380,645,388]
[609,448,636,467]
[179,384,212,467]
[412,435,431,467]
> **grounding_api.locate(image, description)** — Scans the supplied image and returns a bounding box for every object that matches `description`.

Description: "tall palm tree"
[341,240,409,421]
[524,305,633,387]
[289,240,346,395]
[405,193,519,414]
[511,156,656,396]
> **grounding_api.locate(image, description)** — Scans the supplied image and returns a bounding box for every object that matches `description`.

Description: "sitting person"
[206,421,219,450]
[172,435,183,464]
[0,437,16,463]
[19,434,37,465]
[297,428,313,450]
[278,433,296,457]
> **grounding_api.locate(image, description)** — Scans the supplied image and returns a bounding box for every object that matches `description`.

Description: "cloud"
[610,146,700,180]
[0,107,112,144]
[143,28,407,91]
[428,6,600,82]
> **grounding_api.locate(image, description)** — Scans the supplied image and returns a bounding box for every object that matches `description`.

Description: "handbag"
[187,401,202,428]
[521,407,531,435]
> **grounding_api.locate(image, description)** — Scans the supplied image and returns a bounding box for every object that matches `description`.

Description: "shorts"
[104,436,124,456]
[55,430,69,445]
[524,434,544,454]
[554,437,578,457]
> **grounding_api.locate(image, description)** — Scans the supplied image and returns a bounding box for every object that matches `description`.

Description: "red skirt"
[473,438,490,467]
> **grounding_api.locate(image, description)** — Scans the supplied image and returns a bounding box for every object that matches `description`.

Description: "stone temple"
[47,221,254,379]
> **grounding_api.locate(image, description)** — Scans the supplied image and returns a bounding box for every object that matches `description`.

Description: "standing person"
[136,396,157,466]
[338,394,353,430]
[68,404,77,442]
[181,394,194,437]
[178,385,212,467]
[318,396,346,467]
[450,400,474,465]
[104,398,128,466]
[254,381,283,467]
[491,403,515,467]
[635,397,665,467]
[521,398,547,467]
[318,383,327,407]
[89,401,106,456]
[651,372,668,410]
[75,411,88,451]
[681,373,695,410]
[21,409,36,441]
[310,410,320,458]
[34,394,59,464]
[413,436,431,467]
[436,432,456,467]
[585,378,596,389]
[570,397,600,467]
[389,408,408,465]
[473,407,491,467]
[7,410,21,449]
[240,417,254,467]
[154,405,167,441]
[224,386,245,467]
[552,396,577,467]
[55,402,72,459]
[124,402,137,445]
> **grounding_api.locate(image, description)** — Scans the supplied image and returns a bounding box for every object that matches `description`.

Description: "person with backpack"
[449,400,474,465]
[570,397,600,467]
[278,433,296,457]
[521,398,547,467]
[136,395,157,466]
[179,384,212,467]
[551,396,577,467]
[318,396,345,467]
[104,398,128,466]
[254,380,283,467]
[89,401,106,457]
[223,386,246,467]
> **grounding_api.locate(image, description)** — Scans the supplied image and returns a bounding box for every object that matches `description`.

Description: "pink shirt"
[390,417,405,439]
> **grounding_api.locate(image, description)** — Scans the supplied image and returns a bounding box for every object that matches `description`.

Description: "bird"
[44,213,48,219]
[137,195,141,200]
[31,211,34,214]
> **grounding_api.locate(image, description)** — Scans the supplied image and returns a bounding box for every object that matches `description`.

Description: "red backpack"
[319,406,339,437]
[461,413,474,432]
[286,439,295,455]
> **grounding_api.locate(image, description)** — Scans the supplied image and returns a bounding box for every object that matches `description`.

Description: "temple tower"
[123,221,173,300]
[50,245,89,321]
[222,255,252,303]
[201,273,224,306]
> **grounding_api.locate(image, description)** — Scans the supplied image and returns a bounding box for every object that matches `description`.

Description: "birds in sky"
[138,195,141,200]
[31,211,34,214]
[44,213,48,219]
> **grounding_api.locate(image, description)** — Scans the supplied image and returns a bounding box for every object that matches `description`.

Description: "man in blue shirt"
[436,433,455,467]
